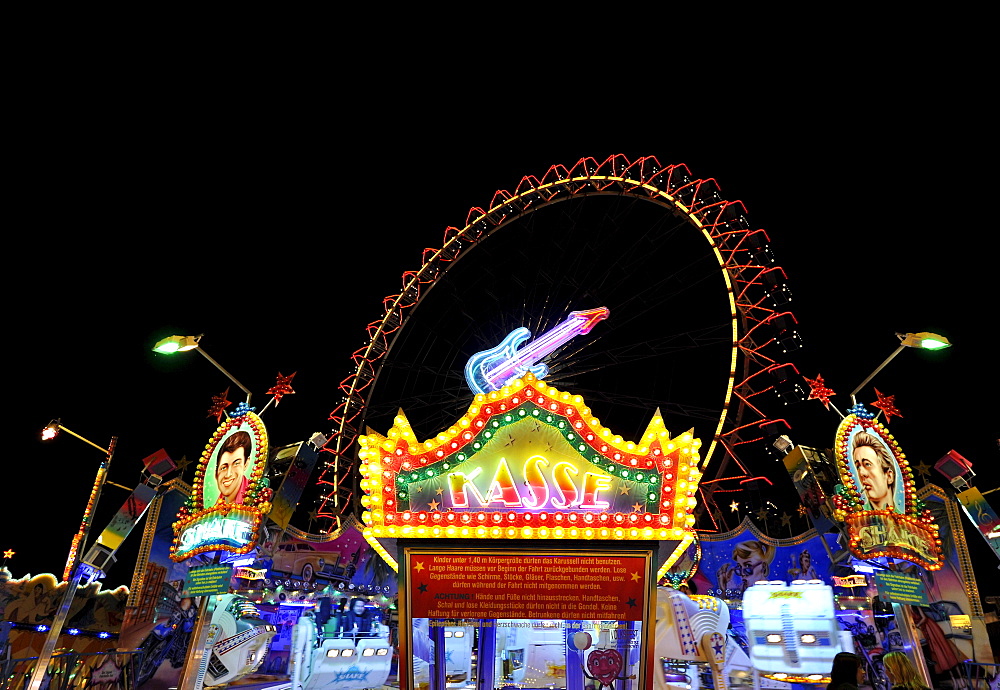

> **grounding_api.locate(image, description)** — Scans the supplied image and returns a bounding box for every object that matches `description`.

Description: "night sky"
[8,107,997,608]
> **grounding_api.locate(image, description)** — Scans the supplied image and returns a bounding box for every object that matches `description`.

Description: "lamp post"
[842,331,950,688]
[29,421,116,690]
[849,331,951,404]
[152,334,252,403]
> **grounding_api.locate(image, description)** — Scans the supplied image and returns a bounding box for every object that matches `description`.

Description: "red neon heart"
[586,648,623,685]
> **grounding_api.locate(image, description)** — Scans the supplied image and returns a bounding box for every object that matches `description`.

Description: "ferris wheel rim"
[315,154,797,526]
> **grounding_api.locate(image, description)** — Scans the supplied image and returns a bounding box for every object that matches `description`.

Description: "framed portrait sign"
[832,407,941,569]
[171,411,272,561]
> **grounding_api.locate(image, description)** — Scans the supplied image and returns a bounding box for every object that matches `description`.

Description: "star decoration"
[307,509,319,521]
[804,374,836,410]
[504,435,516,446]
[3,549,14,559]
[175,455,192,474]
[729,501,740,513]
[755,508,768,521]
[915,462,931,479]
[630,572,640,582]
[871,388,903,424]
[435,488,444,495]
[846,402,875,419]
[230,401,255,418]
[417,583,428,593]
[619,486,631,496]
[207,388,233,423]
[626,598,637,608]
[780,512,792,527]
[428,499,440,511]
[797,505,808,517]
[414,561,426,572]
[632,503,643,512]
[267,372,297,405]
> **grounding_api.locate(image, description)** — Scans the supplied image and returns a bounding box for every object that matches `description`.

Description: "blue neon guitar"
[464,307,610,395]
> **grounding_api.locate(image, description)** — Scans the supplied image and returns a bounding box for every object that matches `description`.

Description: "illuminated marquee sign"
[831,405,941,569]
[171,410,272,561]
[831,575,867,588]
[358,372,703,546]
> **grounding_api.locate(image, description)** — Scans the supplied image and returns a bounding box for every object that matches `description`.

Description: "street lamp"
[850,331,951,403]
[153,333,252,403]
[29,421,117,690]
[841,330,951,687]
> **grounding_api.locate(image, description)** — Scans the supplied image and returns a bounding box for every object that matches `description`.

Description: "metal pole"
[195,348,252,404]
[850,344,905,402]
[892,603,933,687]
[28,436,116,690]
[177,596,215,690]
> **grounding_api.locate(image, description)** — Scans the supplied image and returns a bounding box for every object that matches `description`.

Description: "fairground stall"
[118,406,399,690]
[357,369,723,690]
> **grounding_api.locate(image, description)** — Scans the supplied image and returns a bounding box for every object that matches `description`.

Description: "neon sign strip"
[464,308,609,394]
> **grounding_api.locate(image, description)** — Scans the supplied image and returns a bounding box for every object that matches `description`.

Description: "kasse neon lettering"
[446,455,612,510]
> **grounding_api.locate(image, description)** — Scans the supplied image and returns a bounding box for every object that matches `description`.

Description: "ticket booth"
[357,373,702,690]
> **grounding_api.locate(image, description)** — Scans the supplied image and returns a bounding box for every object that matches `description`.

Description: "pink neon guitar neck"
[484,308,609,387]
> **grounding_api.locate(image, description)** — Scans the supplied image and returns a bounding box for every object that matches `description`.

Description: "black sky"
[7,85,997,606]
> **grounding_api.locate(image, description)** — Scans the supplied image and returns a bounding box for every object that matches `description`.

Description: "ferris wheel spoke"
[310,155,799,533]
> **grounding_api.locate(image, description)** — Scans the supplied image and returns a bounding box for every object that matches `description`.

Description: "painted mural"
[119,482,202,689]
[0,570,129,658]
[256,517,398,602]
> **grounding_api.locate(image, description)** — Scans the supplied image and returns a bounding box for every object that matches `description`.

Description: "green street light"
[152,334,201,354]
[851,331,952,401]
[152,333,252,403]
[897,331,951,350]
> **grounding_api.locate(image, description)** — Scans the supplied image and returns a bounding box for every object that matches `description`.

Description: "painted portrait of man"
[850,430,901,513]
[211,430,253,506]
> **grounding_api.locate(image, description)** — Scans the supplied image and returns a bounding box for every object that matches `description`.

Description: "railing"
[1,649,142,690]
[957,660,1000,689]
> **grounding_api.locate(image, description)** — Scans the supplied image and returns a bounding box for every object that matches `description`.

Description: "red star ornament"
[267,371,297,405]
[207,388,232,423]
[872,388,903,423]
[804,373,836,409]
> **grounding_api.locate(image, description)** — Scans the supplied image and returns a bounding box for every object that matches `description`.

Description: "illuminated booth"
[167,407,277,688]
[359,371,704,690]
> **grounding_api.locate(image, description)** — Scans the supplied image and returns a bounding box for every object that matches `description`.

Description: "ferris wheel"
[312,155,801,532]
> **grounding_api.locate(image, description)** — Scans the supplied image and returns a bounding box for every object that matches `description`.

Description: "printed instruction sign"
[185,564,234,596]
[406,550,649,621]
[874,570,928,606]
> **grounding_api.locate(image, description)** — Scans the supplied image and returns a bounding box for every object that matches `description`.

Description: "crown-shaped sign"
[359,373,703,545]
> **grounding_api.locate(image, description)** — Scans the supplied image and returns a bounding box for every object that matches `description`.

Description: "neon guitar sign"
[464,307,609,394]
